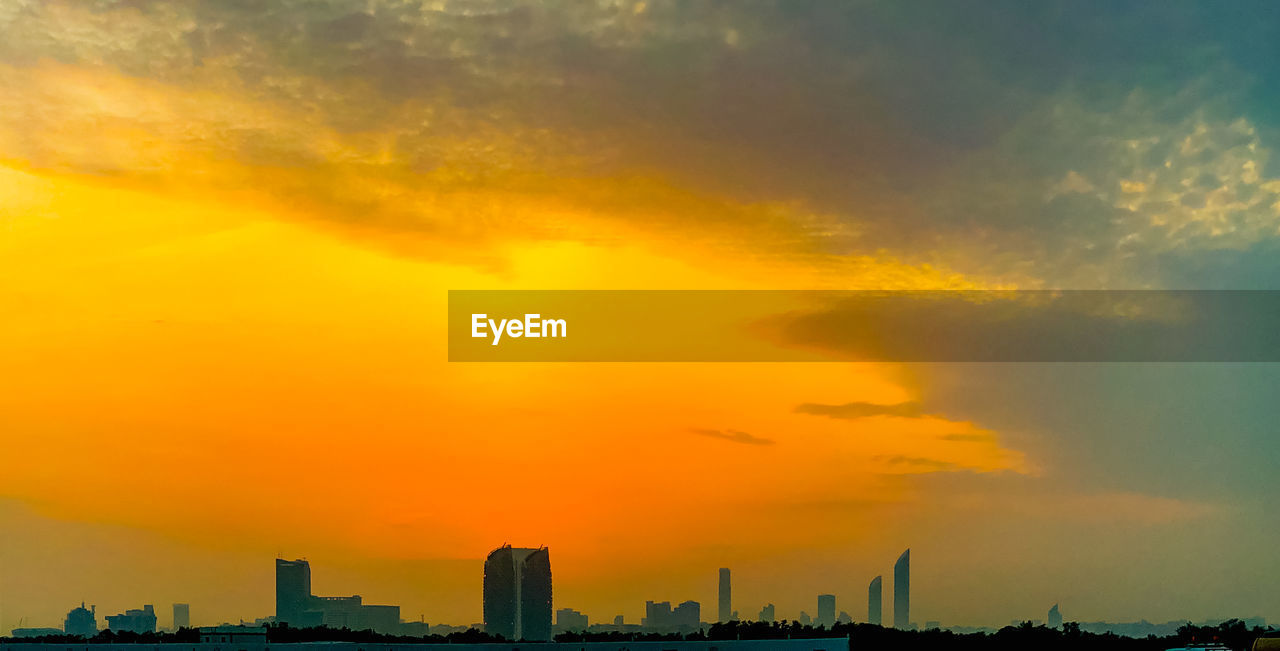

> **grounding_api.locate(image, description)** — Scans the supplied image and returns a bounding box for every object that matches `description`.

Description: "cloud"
[874,455,960,472]
[788,395,1030,476]
[690,428,775,446]
[762,291,1280,362]
[794,401,922,419]
[4,1,1280,287]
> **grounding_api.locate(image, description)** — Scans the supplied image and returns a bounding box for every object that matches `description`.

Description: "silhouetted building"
[64,603,97,638]
[758,603,775,623]
[173,604,190,630]
[274,558,402,633]
[641,600,699,632]
[312,596,399,632]
[868,576,882,626]
[675,601,700,629]
[893,549,910,630]
[399,619,430,636]
[555,608,588,633]
[798,611,811,626]
[718,568,731,623]
[817,595,835,628]
[838,611,853,624]
[106,605,156,634]
[11,628,63,638]
[275,559,313,626]
[483,545,552,641]
[1048,604,1062,629]
[925,620,940,630]
[643,601,670,628]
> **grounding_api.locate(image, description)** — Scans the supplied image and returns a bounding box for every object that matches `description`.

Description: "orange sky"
[0,145,1031,627]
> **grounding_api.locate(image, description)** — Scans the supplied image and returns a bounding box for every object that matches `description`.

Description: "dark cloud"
[874,455,960,472]
[690,428,775,446]
[794,401,922,420]
[765,290,1280,362]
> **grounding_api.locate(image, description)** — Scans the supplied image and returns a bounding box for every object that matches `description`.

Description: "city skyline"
[7,552,1265,640]
[13,554,925,634]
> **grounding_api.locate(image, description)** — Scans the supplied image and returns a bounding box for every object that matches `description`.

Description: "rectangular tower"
[718,568,731,622]
[817,594,835,627]
[172,603,190,630]
[275,559,313,626]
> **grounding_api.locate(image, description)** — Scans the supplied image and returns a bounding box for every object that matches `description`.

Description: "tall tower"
[172,603,190,630]
[483,545,552,641]
[718,568,732,623]
[817,594,835,627]
[275,559,313,626]
[867,576,882,626]
[893,549,910,630]
[1048,603,1062,629]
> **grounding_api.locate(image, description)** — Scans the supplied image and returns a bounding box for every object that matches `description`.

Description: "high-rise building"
[893,549,910,630]
[817,594,835,628]
[867,576,882,626]
[758,603,775,623]
[173,604,190,630]
[718,568,731,623]
[483,545,552,641]
[275,559,313,626]
[106,605,156,634]
[1048,604,1062,629]
[64,603,97,638]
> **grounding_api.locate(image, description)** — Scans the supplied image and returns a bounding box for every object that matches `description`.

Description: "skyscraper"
[173,603,190,630]
[817,594,835,628]
[867,576,882,626]
[718,568,731,623]
[893,549,910,630]
[275,559,312,626]
[483,545,552,641]
[1048,603,1062,629]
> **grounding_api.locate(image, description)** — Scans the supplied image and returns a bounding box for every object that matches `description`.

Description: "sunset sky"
[3,0,1280,632]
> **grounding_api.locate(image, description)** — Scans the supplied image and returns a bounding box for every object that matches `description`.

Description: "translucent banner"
[447,290,1280,362]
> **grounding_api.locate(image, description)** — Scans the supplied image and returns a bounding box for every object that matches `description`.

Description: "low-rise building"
[105,606,156,634]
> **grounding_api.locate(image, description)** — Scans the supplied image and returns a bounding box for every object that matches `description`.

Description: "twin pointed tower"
[867,548,909,629]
